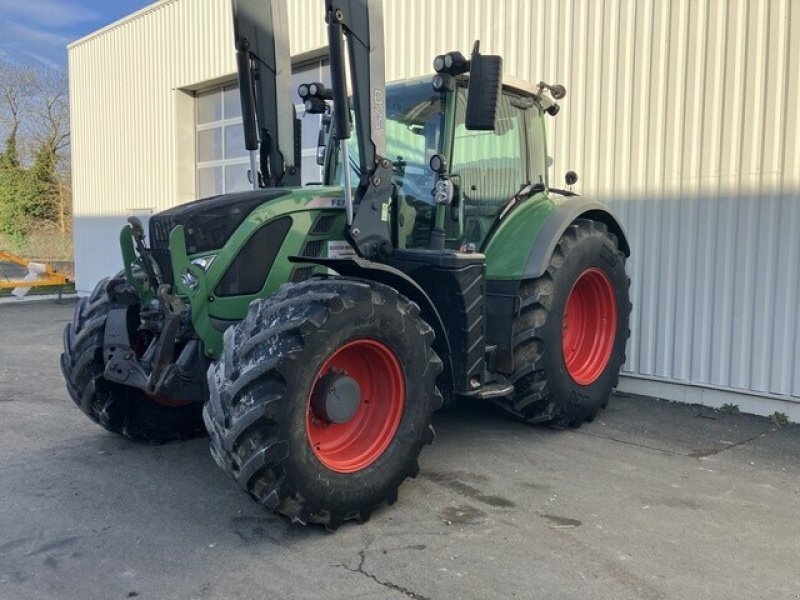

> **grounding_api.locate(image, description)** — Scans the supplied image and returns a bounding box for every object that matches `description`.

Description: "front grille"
[150,216,177,247]
[291,266,314,283]
[150,249,174,286]
[149,215,177,286]
[146,189,292,288]
[311,214,336,235]
[301,240,324,257]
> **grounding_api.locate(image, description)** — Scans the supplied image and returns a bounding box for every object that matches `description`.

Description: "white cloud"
[19,50,63,70]
[0,0,99,28]
[3,22,72,47]
[0,22,71,67]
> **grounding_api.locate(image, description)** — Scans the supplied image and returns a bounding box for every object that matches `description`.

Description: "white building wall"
[68,0,800,417]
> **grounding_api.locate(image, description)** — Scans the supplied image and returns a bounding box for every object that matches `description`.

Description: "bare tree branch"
[0,64,72,234]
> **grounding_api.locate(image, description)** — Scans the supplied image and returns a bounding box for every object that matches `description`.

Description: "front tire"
[493,219,631,427]
[60,277,205,442]
[203,278,443,529]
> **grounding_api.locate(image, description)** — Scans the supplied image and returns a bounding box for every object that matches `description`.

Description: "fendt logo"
[372,88,384,131]
[306,197,346,210]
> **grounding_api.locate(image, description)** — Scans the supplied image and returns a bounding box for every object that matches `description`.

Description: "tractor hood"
[149,189,292,255]
[148,188,292,286]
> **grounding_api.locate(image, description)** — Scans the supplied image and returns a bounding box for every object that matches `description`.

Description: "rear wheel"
[493,219,631,427]
[203,278,443,529]
[60,277,205,442]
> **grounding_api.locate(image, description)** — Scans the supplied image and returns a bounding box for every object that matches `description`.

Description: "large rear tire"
[60,278,205,442]
[492,219,631,427]
[203,278,443,529]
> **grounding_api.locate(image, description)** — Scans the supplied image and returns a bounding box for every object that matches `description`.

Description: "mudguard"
[481,194,630,364]
[523,198,630,279]
[288,255,455,398]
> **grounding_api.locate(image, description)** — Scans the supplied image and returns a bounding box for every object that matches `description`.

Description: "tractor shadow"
[7,391,562,575]
[432,393,559,440]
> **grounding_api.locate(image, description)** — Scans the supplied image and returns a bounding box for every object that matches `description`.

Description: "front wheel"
[60,277,206,442]
[203,278,443,528]
[493,219,632,427]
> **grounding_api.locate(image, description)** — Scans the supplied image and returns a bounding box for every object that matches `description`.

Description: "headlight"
[433,179,454,205]
[190,255,215,271]
[181,270,199,292]
[181,255,214,291]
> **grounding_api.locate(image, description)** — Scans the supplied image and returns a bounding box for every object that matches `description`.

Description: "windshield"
[328,81,446,247]
[332,81,445,195]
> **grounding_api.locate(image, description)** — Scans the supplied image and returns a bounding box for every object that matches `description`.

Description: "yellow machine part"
[0,251,68,289]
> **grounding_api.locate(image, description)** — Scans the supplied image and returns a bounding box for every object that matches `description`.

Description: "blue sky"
[0,0,152,68]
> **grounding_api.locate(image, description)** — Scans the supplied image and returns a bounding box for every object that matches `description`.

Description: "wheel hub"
[311,372,362,424]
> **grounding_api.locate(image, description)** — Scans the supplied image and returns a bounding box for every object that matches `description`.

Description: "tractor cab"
[321,75,552,253]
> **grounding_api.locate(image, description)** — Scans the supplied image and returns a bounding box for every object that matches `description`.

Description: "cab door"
[450,87,531,249]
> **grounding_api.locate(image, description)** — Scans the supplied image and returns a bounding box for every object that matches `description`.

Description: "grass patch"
[771,412,789,427]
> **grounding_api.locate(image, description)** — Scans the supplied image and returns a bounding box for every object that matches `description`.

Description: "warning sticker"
[326,241,358,275]
[327,240,358,260]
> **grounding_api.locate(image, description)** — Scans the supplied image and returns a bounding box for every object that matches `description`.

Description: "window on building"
[196,84,250,197]
[194,59,330,197]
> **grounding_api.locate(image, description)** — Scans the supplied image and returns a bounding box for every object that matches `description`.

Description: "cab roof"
[388,73,538,98]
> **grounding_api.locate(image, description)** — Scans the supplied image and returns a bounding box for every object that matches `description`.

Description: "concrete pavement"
[1,299,798,600]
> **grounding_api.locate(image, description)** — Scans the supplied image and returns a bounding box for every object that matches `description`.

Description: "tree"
[31,68,71,233]
[0,64,37,168]
[0,63,71,248]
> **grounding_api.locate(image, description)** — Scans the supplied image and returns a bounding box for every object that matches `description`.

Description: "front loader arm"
[326,0,386,170]
[326,0,394,259]
[232,0,299,187]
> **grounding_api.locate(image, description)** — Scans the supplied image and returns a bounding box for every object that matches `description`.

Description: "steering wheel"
[393,186,417,241]
[393,161,432,203]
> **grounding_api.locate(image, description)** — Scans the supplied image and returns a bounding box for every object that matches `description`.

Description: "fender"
[482,195,630,372]
[288,255,455,399]
[523,197,630,279]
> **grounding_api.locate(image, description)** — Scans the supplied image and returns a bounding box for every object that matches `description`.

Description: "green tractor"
[61,0,631,528]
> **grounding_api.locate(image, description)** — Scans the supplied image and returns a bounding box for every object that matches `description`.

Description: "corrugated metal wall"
[69,0,800,411]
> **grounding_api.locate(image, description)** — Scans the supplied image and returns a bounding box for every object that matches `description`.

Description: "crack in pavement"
[570,430,677,456]
[334,549,430,600]
[572,429,771,460]
[686,432,766,458]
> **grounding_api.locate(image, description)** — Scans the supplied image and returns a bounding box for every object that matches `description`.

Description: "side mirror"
[565,171,578,186]
[465,42,503,131]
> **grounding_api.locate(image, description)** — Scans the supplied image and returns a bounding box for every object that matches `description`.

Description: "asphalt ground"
[1,299,798,600]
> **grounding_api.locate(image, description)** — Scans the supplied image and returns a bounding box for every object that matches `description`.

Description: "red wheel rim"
[306,339,405,473]
[562,268,617,385]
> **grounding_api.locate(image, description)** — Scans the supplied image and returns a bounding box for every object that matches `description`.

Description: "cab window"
[452,89,528,247]
[332,81,446,248]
